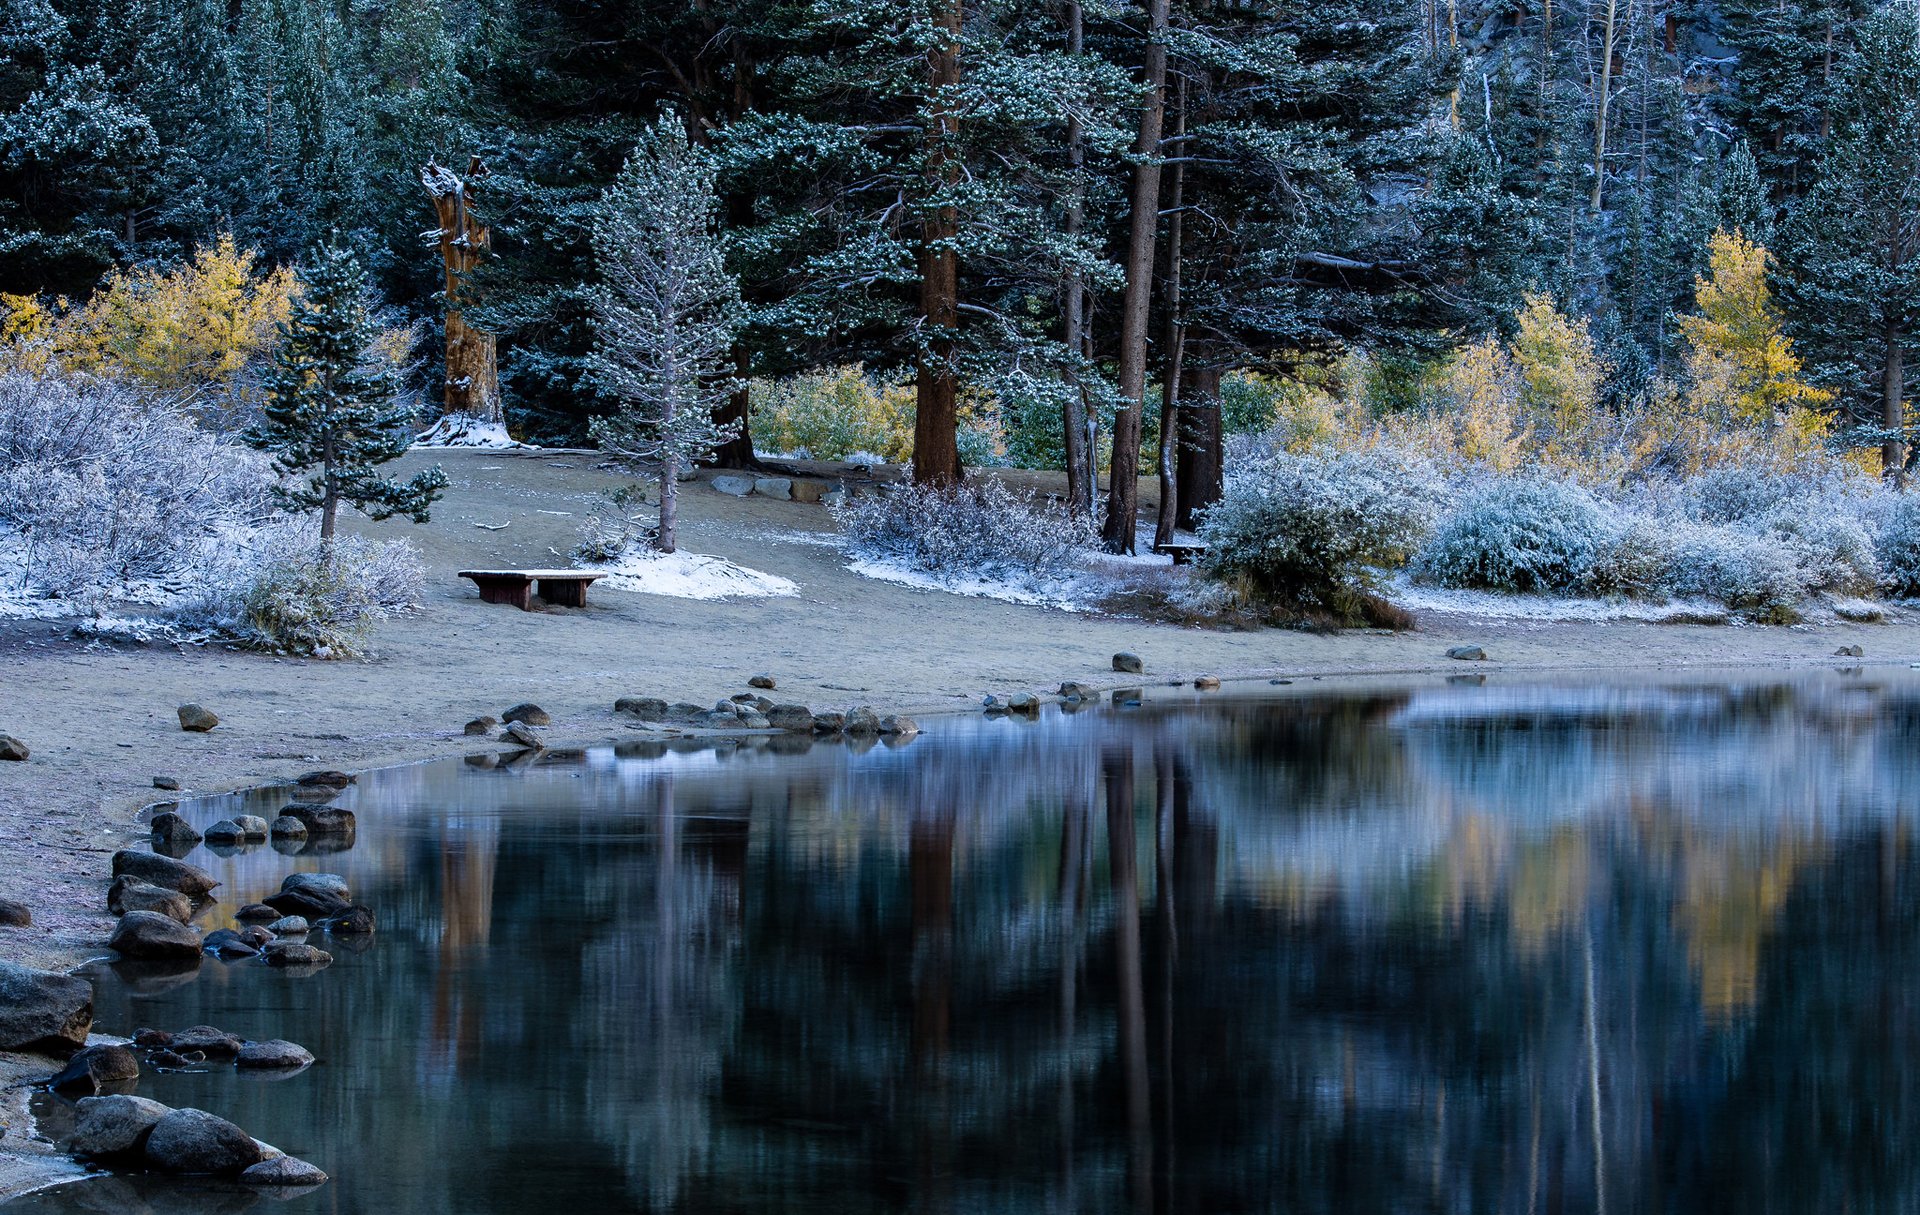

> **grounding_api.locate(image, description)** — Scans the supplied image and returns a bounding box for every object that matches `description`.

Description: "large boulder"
[711,474,754,496]
[262,941,332,968]
[0,961,92,1051]
[171,1026,243,1057]
[766,704,814,733]
[753,477,793,500]
[322,905,376,936]
[268,815,308,842]
[143,1108,265,1176]
[200,819,247,845]
[71,1095,172,1159]
[176,704,219,732]
[107,878,193,923]
[232,815,270,840]
[296,770,355,789]
[47,1044,140,1093]
[263,888,348,919]
[110,851,218,897]
[879,715,919,737]
[282,805,356,838]
[241,1156,329,1187]
[147,812,202,849]
[501,703,551,726]
[844,707,881,736]
[235,1039,314,1070]
[280,873,351,902]
[110,911,204,961]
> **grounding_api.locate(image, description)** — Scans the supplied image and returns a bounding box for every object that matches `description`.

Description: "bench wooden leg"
[476,581,533,610]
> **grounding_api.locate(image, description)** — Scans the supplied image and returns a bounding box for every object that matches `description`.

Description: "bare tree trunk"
[1104,746,1152,1215]
[659,407,680,556]
[1153,74,1188,551]
[421,158,503,423]
[914,0,965,488]
[709,347,759,469]
[1061,0,1092,518]
[1102,0,1172,554]
[1590,0,1618,213]
[1173,365,1222,531]
[1885,319,1906,485]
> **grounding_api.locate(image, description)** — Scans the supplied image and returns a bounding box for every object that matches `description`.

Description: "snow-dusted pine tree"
[248,239,448,543]
[589,114,741,554]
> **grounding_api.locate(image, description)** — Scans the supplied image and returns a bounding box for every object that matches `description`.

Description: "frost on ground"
[587,548,798,600]
[412,414,533,449]
[1384,576,1732,624]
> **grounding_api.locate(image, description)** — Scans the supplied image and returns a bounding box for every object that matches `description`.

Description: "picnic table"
[459,569,604,610]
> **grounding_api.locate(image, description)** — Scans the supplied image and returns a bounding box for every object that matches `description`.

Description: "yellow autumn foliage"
[59,234,296,393]
[1678,229,1831,424]
[1509,293,1609,468]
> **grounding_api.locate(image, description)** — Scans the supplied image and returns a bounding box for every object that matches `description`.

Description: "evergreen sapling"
[589,115,742,554]
[248,239,447,543]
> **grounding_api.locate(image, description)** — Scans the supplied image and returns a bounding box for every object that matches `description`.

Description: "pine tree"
[1780,6,1920,480]
[588,116,742,555]
[249,240,448,542]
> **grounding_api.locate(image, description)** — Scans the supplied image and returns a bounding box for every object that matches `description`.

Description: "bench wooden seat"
[459,569,604,610]
[1153,542,1207,566]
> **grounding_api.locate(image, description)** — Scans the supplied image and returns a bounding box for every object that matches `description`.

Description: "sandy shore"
[0,447,1916,1198]
[2,448,1913,973]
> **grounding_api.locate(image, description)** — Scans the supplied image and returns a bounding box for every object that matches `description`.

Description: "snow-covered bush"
[1415,479,1615,593]
[1661,520,1806,614]
[1198,446,1438,620]
[0,371,270,597]
[833,473,1096,580]
[573,485,656,562]
[1876,497,1920,596]
[1766,505,1878,595]
[177,532,424,657]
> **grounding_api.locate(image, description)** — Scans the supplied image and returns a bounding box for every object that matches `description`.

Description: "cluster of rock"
[105,852,371,971]
[130,1024,315,1073]
[614,693,917,740]
[709,474,837,505]
[69,1095,325,1187]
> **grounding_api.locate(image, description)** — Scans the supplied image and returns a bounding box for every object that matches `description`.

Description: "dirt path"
[1,448,1911,975]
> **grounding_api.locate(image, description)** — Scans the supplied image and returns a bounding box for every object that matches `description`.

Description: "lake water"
[8,672,1920,1214]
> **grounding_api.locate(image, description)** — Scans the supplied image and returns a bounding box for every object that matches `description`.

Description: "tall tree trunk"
[709,347,758,469]
[1885,319,1906,485]
[1153,74,1188,550]
[1102,0,1172,553]
[1173,365,1222,531]
[421,158,502,423]
[914,0,965,487]
[1060,0,1092,518]
[1590,0,1618,213]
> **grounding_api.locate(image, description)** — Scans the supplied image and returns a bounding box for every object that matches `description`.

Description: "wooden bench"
[459,569,604,610]
[1153,542,1207,566]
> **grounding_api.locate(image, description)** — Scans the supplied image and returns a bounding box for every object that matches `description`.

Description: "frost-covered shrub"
[1663,521,1805,612]
[0,371,270,596]
[1766,505,1878,595]
[177,531,424,657]
[1416,479,1615,593]
[1877,497,1920,596]
[833,473,1096,580]
[1198,446,1438,618]
[1587,516,1673,599]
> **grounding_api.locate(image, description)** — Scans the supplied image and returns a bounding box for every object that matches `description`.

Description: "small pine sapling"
[248,239,448,544]
[588,114,743,554]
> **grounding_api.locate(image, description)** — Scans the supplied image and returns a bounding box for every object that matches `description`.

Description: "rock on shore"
[0,960,92,1052]
[110,851,218,897]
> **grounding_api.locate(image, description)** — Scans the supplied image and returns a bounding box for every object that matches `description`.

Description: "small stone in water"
[1194,675,1222,690]
[268,816,308,841]
[267,916,310,936]
[235,903,279,922]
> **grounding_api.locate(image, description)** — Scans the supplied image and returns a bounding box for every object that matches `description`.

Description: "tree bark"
[421,158,502,423]
[708,347,759,469]
[1590,0,1618,213]
[913,0,965,487]
[1885,319,1906,485]
[1153,74,1188,551]
[1173,365,1222,531]
[1060,0,1092,518]
[1102,0,1172,554]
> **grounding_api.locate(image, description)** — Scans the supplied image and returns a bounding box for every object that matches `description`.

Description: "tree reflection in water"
[21,673,1920,1215]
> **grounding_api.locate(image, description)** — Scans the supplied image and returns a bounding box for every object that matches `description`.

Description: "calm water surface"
[10,674,1920,1214]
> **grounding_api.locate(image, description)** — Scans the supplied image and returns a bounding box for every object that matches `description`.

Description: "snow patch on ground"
[413,415,534,450]
[1384,576,1731,623]
[588,549,798,600]
[846,556,1089,611]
